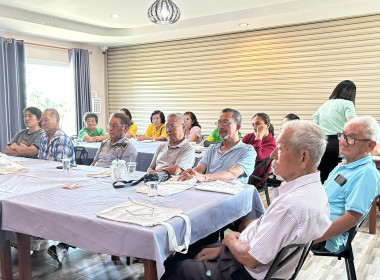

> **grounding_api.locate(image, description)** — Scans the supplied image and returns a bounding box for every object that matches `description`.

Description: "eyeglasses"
[166,124,180,130]
[107,124,124,130]
[337,132,371,146]
[215,120,233,126]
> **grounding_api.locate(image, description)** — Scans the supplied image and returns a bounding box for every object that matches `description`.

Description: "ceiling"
[0,0,379,47]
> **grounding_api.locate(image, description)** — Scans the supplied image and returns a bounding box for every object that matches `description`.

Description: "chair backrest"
[266,172,283,188]
[249,157,273,187]
[74,146,89,165]
[343,203,371,254]
[135,152,154,172]
[264,242,313,280]
[312,199,372,258]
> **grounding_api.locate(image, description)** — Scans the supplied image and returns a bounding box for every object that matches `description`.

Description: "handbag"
[113,169,171,189]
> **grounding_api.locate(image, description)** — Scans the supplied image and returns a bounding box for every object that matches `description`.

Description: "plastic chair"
[311,206,371,280]
[231,242,313,280]
[249,157,274,206]
[74,146,89,165]
[266,172,283,189]
[264,242,313,280]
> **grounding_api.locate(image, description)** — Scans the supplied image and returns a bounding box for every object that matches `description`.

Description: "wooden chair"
[249,157,274,206]
[231,242,313,280]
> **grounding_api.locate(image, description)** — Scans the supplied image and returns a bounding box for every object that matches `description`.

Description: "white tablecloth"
[0,157,114,251]
[1,159,264,278]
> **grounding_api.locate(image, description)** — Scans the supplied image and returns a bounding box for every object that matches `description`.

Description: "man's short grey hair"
[167,113,185,124]
[44,108,60,119]
[109,112,131,127]
[221,108,242,125]
[346,116,380,142]
[281,120,327,167]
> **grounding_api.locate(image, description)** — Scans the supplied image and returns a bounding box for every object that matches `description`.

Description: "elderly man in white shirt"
[162,120,332,280]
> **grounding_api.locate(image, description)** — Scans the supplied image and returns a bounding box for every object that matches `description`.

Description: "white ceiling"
[0,0,379,47]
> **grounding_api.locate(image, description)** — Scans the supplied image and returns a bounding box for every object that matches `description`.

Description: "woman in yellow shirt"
[118,108,138,138]
[137,110,167,141]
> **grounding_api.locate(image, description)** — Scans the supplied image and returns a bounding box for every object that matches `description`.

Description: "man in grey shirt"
[92,113,137,167]
[5,107,43,158]
[148,113,195,175]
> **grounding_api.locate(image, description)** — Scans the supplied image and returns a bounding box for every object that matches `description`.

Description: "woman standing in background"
[313,80,356,182]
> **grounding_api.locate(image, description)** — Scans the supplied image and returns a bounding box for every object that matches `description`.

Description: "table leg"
[369,198,377,234]
[17,233,31,280]
[141,258,158,280]
[0,240,13,280]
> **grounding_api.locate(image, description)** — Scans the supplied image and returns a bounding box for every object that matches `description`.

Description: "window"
[26,59,76,136]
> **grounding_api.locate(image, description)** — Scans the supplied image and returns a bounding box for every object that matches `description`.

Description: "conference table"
[75,140,205,170]
[0,157,265,280]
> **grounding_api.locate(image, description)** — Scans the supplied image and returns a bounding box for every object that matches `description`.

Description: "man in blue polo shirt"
[179,108,256,184]
[315,116,380,252]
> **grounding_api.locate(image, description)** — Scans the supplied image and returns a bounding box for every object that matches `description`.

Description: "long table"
[0,157,111,279]
[0,157,265,280]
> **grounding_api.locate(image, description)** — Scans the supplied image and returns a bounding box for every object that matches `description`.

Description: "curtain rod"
[4,38,92,54]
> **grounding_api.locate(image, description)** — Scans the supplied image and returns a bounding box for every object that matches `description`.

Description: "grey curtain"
[69,48,91,134]
[0,37,26,152]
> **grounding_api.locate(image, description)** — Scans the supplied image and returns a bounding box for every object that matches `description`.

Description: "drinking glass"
[127,161,137,179]
[146,181,159,204]
[111,160,127,182]
[62,159,71,172]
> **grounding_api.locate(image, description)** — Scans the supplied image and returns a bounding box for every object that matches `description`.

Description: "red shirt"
[242,132,277,186]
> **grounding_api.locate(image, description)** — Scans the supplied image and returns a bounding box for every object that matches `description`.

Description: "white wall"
[0,31,108,129]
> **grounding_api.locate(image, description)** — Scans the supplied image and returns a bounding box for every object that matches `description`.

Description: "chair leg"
[265,188,271,206]
[219,228,225,241]
[345,257,357,280]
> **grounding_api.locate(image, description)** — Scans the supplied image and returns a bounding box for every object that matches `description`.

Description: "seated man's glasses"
[215,120,232,126]
[107,124,124,130]
[166,124,180,130]
[337,132,371,146]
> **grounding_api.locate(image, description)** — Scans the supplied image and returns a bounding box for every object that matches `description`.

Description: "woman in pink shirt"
[242,112,277,186]
[184,111,202,144]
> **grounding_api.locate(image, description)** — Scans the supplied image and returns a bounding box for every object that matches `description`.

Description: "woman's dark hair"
[23,107,42,127]
[151,110,165,124]
[184,111,201,128]
[253,112,274,136]
[329,80,356,105]
[83,112,99,123]
[119,108,132,120]
[284,113,300,121]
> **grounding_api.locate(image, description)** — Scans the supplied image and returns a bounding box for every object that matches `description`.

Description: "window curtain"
[0,37,26,152]
[69,48,91,134]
